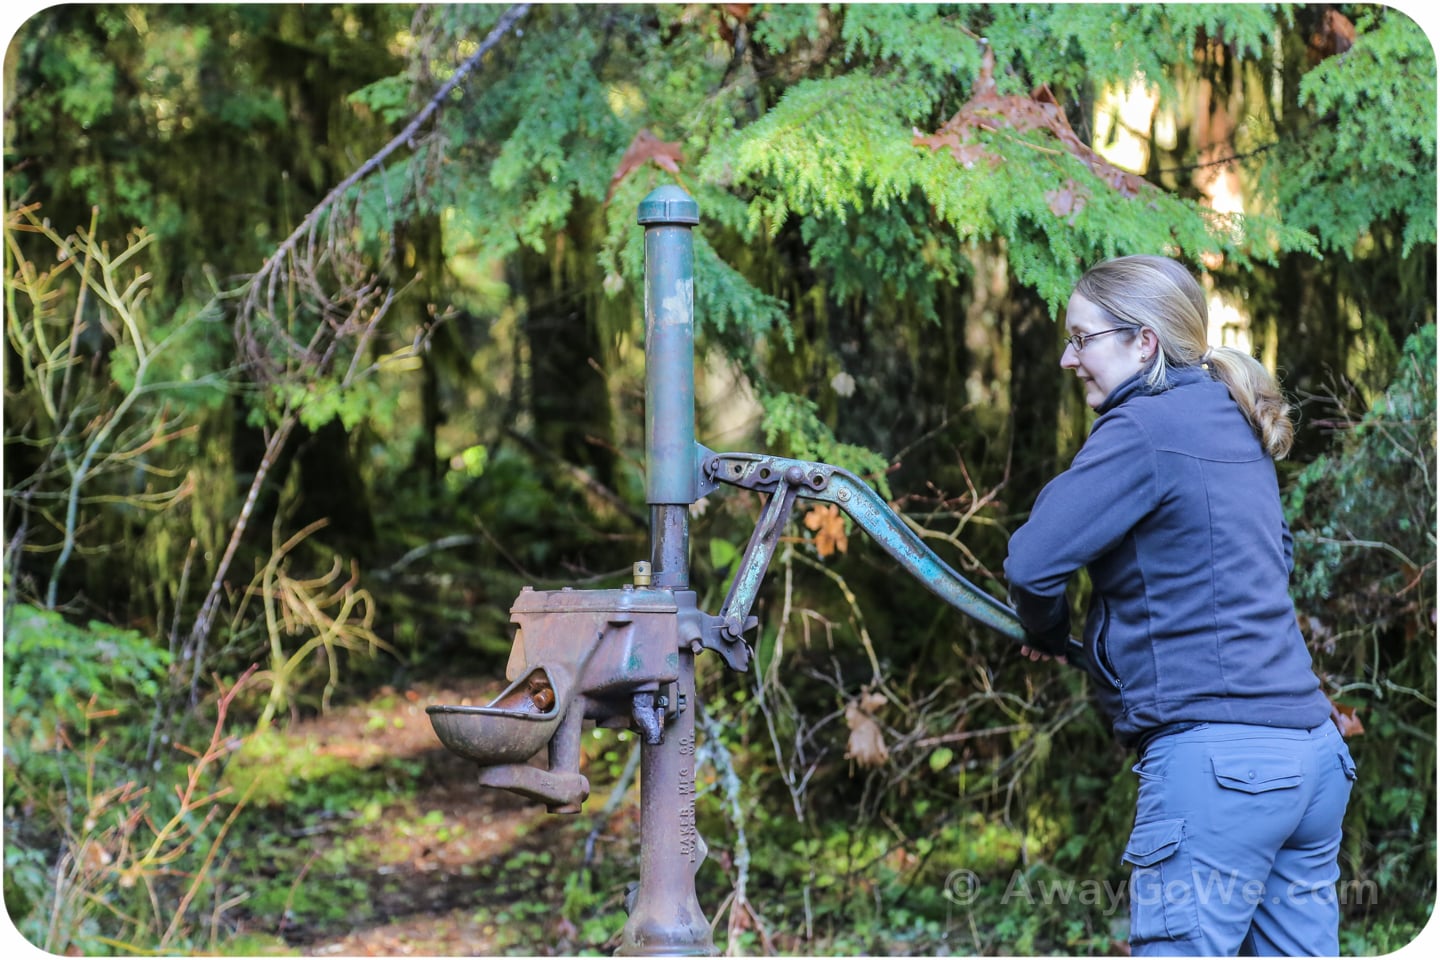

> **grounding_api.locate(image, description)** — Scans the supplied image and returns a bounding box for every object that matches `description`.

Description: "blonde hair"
[1074,255,1294,459]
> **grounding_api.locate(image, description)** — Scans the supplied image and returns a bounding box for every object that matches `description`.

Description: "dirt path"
[277,681,583,957]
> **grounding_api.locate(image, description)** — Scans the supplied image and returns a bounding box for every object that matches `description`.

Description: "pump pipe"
[618,186,715,957]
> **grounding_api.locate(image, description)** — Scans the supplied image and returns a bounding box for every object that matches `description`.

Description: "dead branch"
[185,6,532,693]
[242,3,533,327]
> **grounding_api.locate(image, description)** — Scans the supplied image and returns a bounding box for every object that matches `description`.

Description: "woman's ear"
[1138,327,1160,359]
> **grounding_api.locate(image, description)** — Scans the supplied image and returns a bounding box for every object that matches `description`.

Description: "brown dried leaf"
[608,128,684,199]
[550,915,578,944]
[974,42,997,95]
[803,503,848,558]
[912,128,960,153]
[715,4,753,44]
[913,43,1150,199]
[1309,9,1356,64]
[1330,700,1365,738]
[1046,180,1087,218]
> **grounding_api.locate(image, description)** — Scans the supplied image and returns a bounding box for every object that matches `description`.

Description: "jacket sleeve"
[1003,409,1163,650]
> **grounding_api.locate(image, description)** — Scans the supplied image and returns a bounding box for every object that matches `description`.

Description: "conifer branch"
[245,2,533,321]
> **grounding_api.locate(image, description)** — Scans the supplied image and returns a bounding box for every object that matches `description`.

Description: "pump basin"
[427,666,564,764]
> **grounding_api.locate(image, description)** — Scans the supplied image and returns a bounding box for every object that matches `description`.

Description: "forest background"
[2,3,1436,956]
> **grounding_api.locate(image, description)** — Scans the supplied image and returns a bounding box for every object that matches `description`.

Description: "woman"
[1003,255,1356,956]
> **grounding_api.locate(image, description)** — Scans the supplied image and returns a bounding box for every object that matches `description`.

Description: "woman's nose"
[1060,343,1079,369]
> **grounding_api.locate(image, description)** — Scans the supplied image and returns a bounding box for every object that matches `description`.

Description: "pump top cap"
[637,185,699,226]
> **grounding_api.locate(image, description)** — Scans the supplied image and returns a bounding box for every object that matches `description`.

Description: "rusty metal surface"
[650,503,691,590]
[426,586,692,815]
[618,649,713,956]
[473,763,589,811]
[426,666,562,764]
[506,586,683,700]
[472,703,590,813]
[628,187,717,955]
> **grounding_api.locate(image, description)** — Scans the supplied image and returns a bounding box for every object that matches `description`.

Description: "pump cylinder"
[638,185,699,590]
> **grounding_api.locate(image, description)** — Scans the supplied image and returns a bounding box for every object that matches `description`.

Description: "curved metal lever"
[697,446,1026,649]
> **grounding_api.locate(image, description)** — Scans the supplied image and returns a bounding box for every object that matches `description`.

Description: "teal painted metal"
[697,447,1027,643]
[638,185,698,510]
[637,186,699,226]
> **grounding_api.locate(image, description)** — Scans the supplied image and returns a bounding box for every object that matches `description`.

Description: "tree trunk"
[1006,282,1062,509]
[514,217,616,492]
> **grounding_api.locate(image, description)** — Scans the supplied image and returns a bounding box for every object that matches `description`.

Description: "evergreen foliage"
[1268,8,1437,256]
[1285,324,1438,943]
[3,3,1435,954]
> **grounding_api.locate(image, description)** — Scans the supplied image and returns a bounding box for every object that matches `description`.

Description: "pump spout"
[630,690,666,745]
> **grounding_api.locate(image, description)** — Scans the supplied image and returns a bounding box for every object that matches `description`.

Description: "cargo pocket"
[1211,750,1303,794]
[1338,743,1357,782]
[1122,818,1199,945]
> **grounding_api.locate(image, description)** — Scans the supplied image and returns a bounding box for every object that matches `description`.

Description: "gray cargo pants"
[1123,721,1357,956]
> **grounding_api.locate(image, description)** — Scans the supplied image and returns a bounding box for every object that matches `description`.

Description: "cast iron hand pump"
[428,187,1029,956]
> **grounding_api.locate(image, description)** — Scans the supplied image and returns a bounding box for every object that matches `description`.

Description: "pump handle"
[698,446,1032,645]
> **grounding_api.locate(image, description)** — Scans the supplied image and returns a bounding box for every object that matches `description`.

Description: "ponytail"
[1204,348,1294,459]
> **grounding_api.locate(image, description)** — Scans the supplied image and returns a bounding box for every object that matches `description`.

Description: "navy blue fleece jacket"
[1004,366,1331,749]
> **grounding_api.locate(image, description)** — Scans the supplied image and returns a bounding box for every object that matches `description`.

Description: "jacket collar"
[1097,364,1210,415]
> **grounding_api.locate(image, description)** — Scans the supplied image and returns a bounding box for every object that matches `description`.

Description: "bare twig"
[378,534,483,576]
[1304,534,1422,570]
[184,415,297,699]
[910,722,1028,748]
[789,550,899,707]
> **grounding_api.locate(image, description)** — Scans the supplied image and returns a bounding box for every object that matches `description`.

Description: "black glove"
[1021,619,1072,659]
[1007,586,1072,658]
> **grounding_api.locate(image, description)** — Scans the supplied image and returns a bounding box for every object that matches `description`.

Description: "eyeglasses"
[1062,326,1134,353]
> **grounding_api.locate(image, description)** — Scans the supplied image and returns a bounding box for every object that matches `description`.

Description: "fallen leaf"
[1330,700,1364,738]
